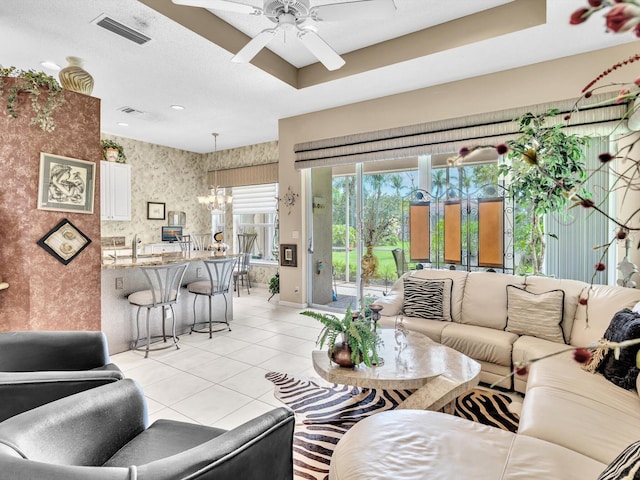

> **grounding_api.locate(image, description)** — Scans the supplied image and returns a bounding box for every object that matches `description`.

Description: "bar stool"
[187,257,237,338]
[127,263,188,358]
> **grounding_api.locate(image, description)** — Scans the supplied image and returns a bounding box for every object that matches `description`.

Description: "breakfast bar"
[101,251,238,354]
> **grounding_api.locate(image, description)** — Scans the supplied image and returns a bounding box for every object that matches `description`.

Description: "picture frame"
[37,153,95,214]
[280,244,297,267]
[37,219,91,265]
[147,201,166,220]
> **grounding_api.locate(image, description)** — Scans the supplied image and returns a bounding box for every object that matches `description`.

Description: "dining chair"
[127,263,189,357]
[176,234,191,255]
[233,233,257,297]
[191,233,213,251]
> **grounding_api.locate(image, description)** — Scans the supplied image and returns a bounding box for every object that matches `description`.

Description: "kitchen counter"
[102,251,239,269]
[101,252,240,354]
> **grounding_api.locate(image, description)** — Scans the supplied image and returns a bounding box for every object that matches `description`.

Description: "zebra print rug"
[266,372,520,480]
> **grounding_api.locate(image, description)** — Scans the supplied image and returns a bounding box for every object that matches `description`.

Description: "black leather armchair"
[0,331,123,421]
[0,379,295,480]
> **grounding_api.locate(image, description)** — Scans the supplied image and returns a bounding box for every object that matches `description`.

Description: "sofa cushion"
[328,410,606,480]
[440,323,518,367]
[104,419,225,467]
[401,277,452,321]
[525,353,640,420]
[571,285,640,347]
[598,309,640,391]
[524,276,587,344]
[378,315,448,344]
[512,335,571,393]
[460,272,525,329]
[518,386,640,465]
[505,285,565,343]
[598,440,640,480]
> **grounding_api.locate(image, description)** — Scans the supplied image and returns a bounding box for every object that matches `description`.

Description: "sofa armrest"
[136,407,295,480]
[372,291,404,317]
[0,331,113,371]
[0,370,125,422]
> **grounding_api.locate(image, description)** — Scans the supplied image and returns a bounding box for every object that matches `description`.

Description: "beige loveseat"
[328,270,640,479]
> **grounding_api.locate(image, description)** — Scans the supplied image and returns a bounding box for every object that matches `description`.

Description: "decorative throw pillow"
[505,285,565,343]
[598,439,640,479]
[402,277,453,321]
[597,309,640,391]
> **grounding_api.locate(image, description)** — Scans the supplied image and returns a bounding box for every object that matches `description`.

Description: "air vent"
[118,106,145,115]
[93,15,151,45]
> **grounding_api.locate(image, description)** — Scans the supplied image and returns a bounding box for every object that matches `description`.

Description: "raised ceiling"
[0,0,635,153]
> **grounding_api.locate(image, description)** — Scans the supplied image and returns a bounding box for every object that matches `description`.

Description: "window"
[232,183,279,262]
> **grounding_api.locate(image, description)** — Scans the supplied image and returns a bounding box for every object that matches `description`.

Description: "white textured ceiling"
[0,0,636,153]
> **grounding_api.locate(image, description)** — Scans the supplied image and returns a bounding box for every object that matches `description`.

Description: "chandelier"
[198,133,231,213]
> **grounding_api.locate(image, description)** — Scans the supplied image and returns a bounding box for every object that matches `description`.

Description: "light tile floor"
[112,287,320,430]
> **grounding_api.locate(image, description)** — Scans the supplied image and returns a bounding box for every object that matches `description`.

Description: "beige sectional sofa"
[328,269,640,479]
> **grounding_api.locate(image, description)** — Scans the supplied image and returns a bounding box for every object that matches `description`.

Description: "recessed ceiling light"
[170,104,185,110]
[40,61,61,71]
[117,122,129,127]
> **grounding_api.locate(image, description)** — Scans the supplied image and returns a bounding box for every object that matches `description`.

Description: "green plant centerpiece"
[101,139,127,163]
[498,109,589,275]
[301,307,381,368]
[0,65,65,132]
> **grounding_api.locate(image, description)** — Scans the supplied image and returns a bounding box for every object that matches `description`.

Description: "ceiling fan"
[171,0,397,71]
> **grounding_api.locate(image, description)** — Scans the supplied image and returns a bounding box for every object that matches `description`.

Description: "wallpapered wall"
[100,136,280,286]
[100,134,211,245]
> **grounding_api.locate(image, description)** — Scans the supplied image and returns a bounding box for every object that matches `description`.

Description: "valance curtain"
[208,163,278,188]
[294,94,628,170]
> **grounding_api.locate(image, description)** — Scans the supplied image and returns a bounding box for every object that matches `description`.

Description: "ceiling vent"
[93,15,151,45]
[118,106,145,115]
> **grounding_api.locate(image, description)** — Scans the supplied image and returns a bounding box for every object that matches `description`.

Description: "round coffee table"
[311,328,481,411]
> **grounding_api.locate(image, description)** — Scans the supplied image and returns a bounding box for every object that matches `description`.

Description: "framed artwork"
[38,219,91,265]
[280,244,297,267]
[147,201,166,220]
[37,153,95,214]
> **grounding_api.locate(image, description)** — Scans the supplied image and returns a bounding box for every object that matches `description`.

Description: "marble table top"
[312,328,481,410]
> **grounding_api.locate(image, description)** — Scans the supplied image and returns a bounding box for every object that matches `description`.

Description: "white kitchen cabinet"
[101,161,131,221]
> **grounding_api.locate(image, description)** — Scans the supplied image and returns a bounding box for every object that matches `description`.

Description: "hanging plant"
[0,65,65,132]
[101,139,127,163]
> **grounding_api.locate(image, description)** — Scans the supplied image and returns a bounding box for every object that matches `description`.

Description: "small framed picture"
[38,219,91,265]
[280,244,297,267]
[147,201,166,220]
[37,153,95,214]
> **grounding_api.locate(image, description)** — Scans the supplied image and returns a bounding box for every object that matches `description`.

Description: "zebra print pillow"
[598,440,640,479]
[402,277,453,321]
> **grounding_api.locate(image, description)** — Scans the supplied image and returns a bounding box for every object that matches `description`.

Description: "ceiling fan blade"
[312,0,396,21]
[298,30,345,71]
[171,0,261,15]
[232,29,277,63]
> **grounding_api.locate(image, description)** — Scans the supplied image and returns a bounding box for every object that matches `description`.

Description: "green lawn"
[331,245,418,281]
